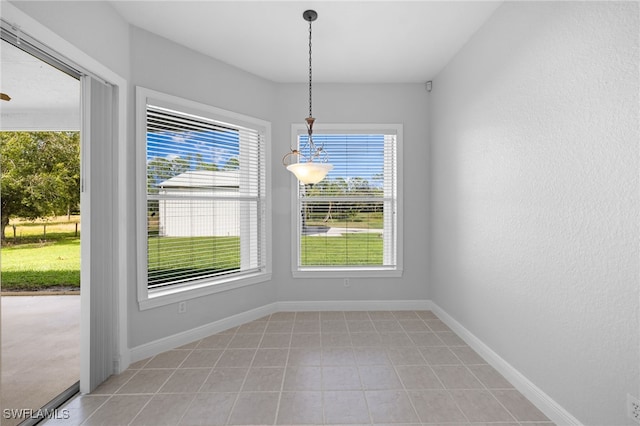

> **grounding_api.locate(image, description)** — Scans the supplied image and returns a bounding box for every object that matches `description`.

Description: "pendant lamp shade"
[286,162,333,185]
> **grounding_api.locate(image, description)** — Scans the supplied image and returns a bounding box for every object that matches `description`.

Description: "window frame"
[290,123,403,278]
[136,86,271,310]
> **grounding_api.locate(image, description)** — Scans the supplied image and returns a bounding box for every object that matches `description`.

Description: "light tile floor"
[44,311,554,425]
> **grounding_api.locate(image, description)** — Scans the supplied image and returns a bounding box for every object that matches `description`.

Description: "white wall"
[127,32,431,345]
[128,32,431,343]
[7,1,431,351]
[429,2,639,425]
[128,27,278,347]
[10,1,130,79]
[273,83,429,302]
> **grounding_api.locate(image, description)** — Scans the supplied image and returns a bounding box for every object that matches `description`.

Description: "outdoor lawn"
[1,217,80,291]
[301,232,383,265]
[1,216,384,291]
[301,210,385,265]
[147,236,241,288]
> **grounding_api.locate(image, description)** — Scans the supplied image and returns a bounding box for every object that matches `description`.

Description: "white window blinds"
[144,102,266,291]
[293,129,400,275]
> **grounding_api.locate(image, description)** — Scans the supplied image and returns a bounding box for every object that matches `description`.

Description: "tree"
[222,157,239,170]
[347,177,371,195]
[0,132,80,241]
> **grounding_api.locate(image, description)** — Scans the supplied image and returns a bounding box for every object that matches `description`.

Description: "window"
[136,87,270,309]
[291,124,402,277]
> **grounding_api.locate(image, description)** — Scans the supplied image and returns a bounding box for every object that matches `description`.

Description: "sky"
[148,130,388,185]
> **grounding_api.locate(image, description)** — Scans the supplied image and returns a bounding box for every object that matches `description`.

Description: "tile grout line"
[433,311,520,425]
[77,394,113,425]
[197,322,240,425]
[430,312,476,425]
[172,337,220,426]
[318,313,327,425]
[68,310,546,426]
[356,355,378,425]
[393,313,442,425]
[272,312,294,426]
[223,319,266,426]
[80,354,156,425]
[146,344,203,426]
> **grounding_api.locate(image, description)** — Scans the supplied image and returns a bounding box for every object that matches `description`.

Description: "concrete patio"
[1,295,80,426]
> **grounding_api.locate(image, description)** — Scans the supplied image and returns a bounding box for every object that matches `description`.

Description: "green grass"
[147,236,240,288]
[0,215,384,290]
[301,233,383,266]
[1,237,80,290]
[1,218,81,290]
[6,216,80,243]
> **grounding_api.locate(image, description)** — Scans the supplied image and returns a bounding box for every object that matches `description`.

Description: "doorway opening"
[1,35,81,425]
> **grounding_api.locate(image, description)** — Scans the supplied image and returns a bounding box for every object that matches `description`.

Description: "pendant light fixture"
[282,9,333,185]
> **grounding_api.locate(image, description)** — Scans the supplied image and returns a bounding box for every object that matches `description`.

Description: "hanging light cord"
[306,15,321,160]
[308,18,313,119]
[283,10,330,168]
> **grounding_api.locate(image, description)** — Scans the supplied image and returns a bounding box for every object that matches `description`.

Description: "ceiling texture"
[0,1,502,130]
[0,40,80,131]
[110,1,502,83]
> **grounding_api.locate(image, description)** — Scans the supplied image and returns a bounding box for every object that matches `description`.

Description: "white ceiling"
[109,1,503,83]
[0,1,502,130]
[0,40,80,130]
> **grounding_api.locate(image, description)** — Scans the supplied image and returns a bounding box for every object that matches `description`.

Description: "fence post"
[75,222,78,237]
[43,224,46,241]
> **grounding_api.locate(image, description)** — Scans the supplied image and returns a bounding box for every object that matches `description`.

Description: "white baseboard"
[276,299,432,312]
[430,303,582,426]
[129,302,277,364]
[127,299,430,365]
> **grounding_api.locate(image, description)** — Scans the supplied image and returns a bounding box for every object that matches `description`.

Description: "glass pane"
[296,132,396,269]
[145,105,264,289]
[300,200,385,266]
[299,134,386,197]
[147,198,265,288]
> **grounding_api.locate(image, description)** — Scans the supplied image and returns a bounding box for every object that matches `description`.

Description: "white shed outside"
[158,170,240,237]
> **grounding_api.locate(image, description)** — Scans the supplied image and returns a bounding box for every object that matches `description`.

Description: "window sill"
[138,271,271,311]
[292,267,402,279]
